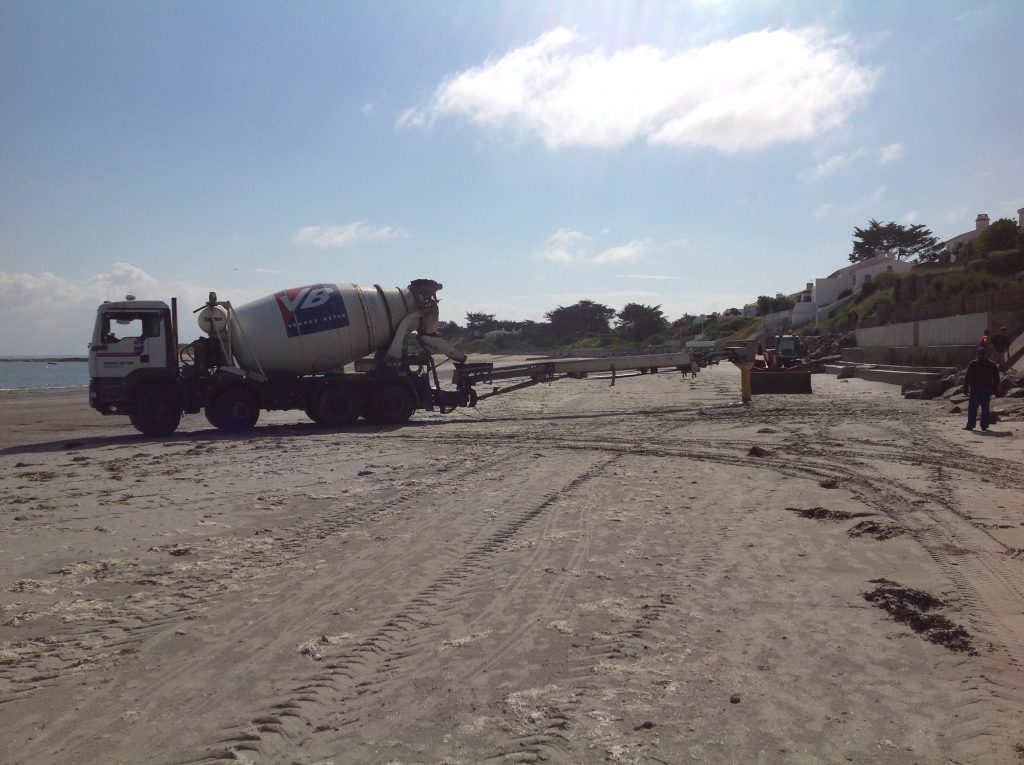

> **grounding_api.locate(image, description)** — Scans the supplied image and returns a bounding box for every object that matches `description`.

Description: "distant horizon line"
[0,356,88,362]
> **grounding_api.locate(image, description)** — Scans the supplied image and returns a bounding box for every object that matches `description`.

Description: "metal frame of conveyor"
[452,352,693,401]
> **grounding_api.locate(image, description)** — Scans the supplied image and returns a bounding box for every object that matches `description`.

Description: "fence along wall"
[855,312,987,348]
[887,284,1024,324]
[918,313,990,345]
[855,322,916,348]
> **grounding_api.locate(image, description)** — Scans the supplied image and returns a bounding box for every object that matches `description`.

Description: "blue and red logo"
[274,284,350,338]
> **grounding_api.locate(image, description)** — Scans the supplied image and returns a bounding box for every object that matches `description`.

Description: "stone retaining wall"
[842,345,978,367]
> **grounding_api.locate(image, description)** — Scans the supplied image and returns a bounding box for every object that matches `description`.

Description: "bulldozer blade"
[750,370,813,394]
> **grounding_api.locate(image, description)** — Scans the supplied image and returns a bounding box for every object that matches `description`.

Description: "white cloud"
[534,230,650,265]
[294,222,411,249]
[0,263,234,356]
[592,240,648,264]
[400,26,876,153]
[902,210,918,224]
[801,149,863,181]
[533,228,591,262]
[878,143,904,165]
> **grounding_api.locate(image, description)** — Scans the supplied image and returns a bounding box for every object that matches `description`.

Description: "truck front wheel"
[212,386,260,433]
[130,388,182,437]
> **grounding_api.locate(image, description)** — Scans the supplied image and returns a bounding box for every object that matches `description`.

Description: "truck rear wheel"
[310,385,361,427]
[204,406,222,430]
[365,384,416,424]
[130,388,182,436]
[212,386,260,433]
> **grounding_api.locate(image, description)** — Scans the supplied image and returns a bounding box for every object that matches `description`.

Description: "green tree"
[756,295,795,316]
[517,320,553,345]
[545,300,615,340]
[849,219,942,263]
[615,303,668,341]
[957,218,1020,263]
[465,312,498,335]
[437,320,462,336]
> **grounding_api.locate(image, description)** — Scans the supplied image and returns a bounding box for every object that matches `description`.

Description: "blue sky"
[2,0,1022,354]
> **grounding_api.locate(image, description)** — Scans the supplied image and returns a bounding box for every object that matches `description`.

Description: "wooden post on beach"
[741,368,752,402]
[725,341,756,404]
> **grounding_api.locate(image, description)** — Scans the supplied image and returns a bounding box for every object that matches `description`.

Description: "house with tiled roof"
[811,253,913,307]
[944,208,1024,261]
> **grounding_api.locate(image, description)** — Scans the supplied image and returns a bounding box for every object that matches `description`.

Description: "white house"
[943,209,1024,260]
[943,213,991,257]
[812,253,912,307]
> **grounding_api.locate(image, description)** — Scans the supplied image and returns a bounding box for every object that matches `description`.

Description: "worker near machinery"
[991,326,1010,365]
[962,346,1001,431]
[978,328,995,357]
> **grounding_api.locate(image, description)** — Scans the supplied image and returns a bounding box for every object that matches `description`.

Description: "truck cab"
[776,334,801,367]
[89,299,181,431]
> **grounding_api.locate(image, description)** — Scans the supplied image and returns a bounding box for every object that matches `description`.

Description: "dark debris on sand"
[863,578,977,655]
[847,519,907,540]
[788,507,871,522]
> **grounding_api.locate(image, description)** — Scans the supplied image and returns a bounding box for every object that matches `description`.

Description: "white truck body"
[89,280,469,435]
[88,279,699,437]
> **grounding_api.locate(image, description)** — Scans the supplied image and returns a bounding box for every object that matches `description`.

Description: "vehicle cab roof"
[99,300,168,312]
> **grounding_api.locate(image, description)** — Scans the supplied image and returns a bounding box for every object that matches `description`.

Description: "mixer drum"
[225,283,420,375]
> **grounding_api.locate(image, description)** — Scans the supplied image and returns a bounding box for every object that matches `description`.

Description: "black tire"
[212,386,260,433]
[311,385,361,427]
[204,405,222,430]
[129,388,182,436]
[365,384,416,424]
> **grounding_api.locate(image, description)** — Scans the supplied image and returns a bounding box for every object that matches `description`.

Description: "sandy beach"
[2,361,1023,764]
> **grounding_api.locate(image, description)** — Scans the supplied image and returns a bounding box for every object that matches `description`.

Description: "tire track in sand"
[171,454,618,765]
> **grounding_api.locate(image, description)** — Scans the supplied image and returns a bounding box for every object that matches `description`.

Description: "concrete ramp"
[824,362,955,387]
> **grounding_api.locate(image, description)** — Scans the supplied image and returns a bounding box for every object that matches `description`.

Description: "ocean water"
[0,359,90,390]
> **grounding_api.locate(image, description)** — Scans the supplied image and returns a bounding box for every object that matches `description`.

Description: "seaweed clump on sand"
[863,578,977,655]
[788,507,870,522]
[847,519,906,540]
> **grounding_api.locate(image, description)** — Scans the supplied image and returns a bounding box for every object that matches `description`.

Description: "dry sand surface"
[2,360,1023,765]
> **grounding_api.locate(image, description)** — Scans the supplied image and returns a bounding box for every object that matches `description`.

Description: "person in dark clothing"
[991,326,1010,365]
[962,346,1001,431]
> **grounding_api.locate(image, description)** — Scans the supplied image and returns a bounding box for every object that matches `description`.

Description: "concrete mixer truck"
[88,279,476,435]
[89,278,699,436]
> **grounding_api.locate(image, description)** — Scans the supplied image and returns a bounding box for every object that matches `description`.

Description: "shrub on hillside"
[862,289,894,315]
[915,270,1002,305]
[873,271,900,289]
[966,248,1024,277]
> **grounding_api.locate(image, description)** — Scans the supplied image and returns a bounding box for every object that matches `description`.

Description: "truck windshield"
[101,312,160,343]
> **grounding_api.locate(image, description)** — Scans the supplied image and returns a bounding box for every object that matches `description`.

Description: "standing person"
[962,346,1001,431]
[991,326,1010,365]
[978,328,995,357]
